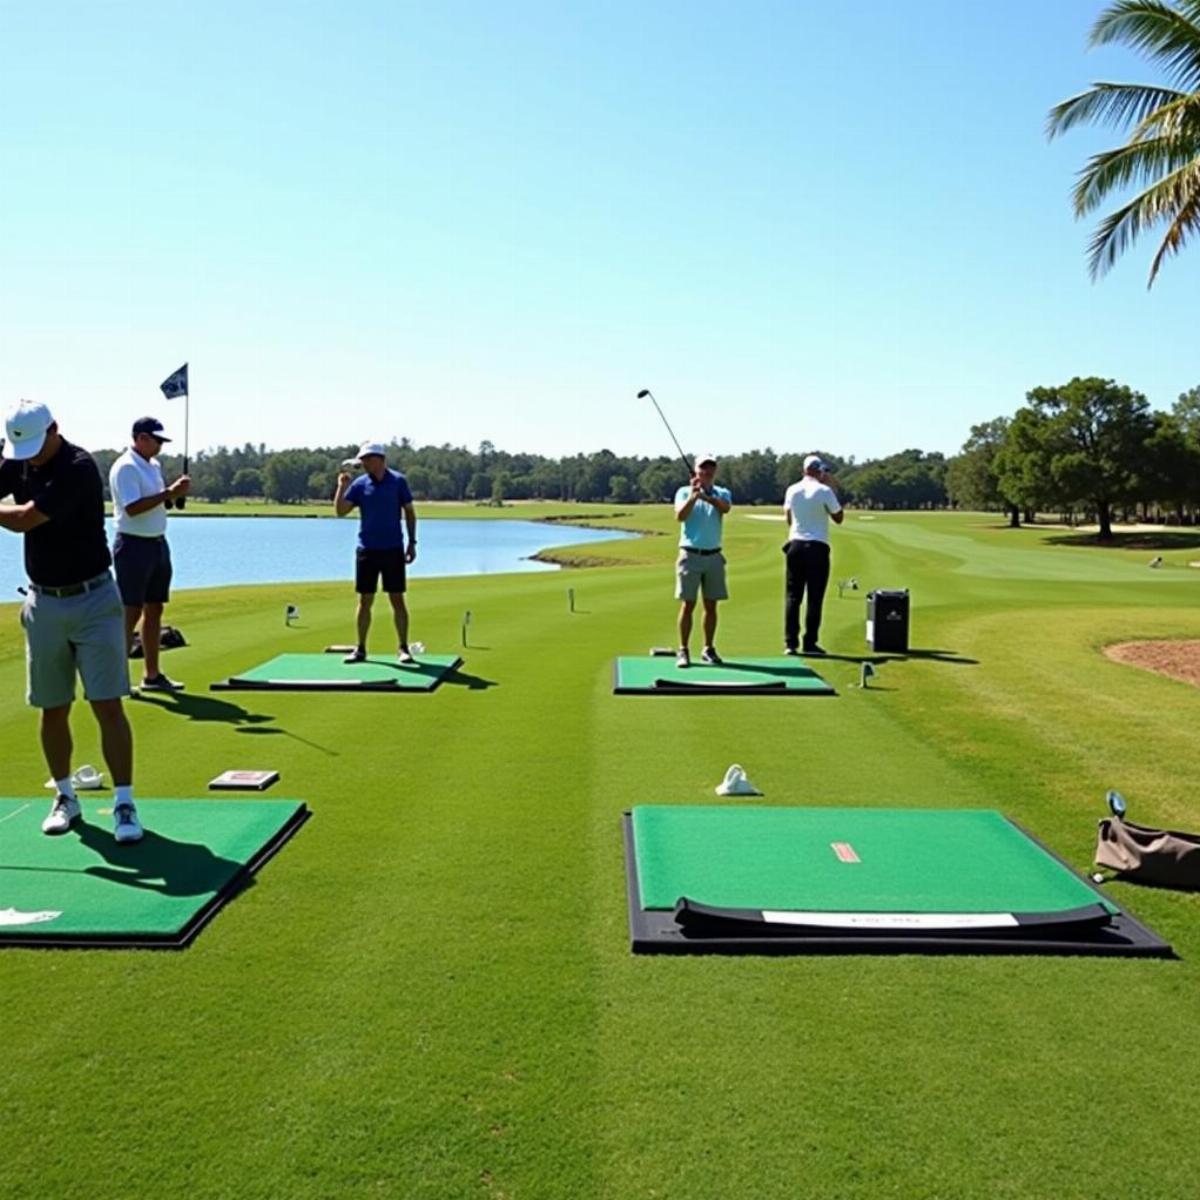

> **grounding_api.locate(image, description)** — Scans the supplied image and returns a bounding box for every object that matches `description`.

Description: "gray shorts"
[19,575,130,709]
[676,550,729,602]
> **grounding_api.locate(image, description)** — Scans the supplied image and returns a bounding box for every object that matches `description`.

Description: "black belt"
[30,572,112,599]
[684,547,722,556]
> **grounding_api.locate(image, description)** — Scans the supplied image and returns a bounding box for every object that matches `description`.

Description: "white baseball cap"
[696,452,718,467]
[5,399,54,461]
[803,453,828,472]
[356,441,387,459]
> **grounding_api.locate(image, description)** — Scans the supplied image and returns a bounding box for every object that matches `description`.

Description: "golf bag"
[129,625,188,659]
[1095,816,1200,890]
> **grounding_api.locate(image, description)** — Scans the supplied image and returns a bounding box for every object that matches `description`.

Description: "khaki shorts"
[20,575,130,709]
[676,550,728,602]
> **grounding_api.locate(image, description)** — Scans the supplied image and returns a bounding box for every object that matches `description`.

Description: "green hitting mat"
[613,656,834,695]
[212,653,463,692]
[623,805,1170,956]
[0,797,308,948]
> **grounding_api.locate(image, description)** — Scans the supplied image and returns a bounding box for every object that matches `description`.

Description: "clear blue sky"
[0,0,1193,463]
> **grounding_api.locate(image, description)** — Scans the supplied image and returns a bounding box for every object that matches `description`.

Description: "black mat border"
[0,802,310,951]
[622,811,1174,957]
[612,659,837,697]
[212,655,464,694]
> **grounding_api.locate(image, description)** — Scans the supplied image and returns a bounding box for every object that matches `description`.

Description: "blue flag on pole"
[160,363,188,399]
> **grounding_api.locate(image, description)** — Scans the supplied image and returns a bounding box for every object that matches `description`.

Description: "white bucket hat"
[715,764,762,797]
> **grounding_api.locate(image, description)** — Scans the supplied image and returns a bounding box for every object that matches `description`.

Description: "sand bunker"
[1105,641,1200,689]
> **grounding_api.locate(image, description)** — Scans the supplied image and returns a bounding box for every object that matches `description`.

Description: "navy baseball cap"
[132,416,172,441]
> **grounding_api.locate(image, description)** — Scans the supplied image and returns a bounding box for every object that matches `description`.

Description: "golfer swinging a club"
[674,453,732,667]
[334,441,418,664]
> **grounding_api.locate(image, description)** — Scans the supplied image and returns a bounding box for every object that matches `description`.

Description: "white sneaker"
[397,647,415,665]
[42,794,81,835]
[113,803,144,844]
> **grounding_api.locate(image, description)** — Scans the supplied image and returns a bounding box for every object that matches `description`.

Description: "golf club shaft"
[639,389,693,477]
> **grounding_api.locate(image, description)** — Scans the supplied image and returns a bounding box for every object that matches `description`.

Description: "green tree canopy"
[945,417,1013,519]
[1004,377,1155,538]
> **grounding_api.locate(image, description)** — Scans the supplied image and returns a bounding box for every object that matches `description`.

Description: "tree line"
[90,437,948,511]
[89,378,1199,540]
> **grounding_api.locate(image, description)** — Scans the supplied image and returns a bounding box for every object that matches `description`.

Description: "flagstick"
[177,390,190,510]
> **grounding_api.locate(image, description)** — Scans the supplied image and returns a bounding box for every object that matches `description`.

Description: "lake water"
[0,517,635,598]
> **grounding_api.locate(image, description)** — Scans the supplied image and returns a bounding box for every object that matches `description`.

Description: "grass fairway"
[1,508,1199,1199]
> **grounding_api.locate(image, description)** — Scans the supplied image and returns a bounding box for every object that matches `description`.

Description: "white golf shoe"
[42,795,81,835]
[113,803,144,844]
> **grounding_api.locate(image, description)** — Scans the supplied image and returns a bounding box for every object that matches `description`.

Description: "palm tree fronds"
[1047,81,1189,138]
[1147,186,1200,281]
[1086,159,1200,278]
[1073,134,1200,214]
[1128,89,1200,138]
[1089,0,1200,90]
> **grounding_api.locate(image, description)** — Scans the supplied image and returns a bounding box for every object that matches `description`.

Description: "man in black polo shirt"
[0,399,144,843]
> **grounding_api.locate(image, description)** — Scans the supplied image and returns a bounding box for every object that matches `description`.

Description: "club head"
[1107,789,1127,818]
[636,389,651,399]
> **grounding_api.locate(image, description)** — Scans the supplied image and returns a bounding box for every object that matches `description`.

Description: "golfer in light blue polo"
[673,452,732,668]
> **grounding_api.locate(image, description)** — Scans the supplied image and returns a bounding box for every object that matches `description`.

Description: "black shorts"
[356,547,407,595]
[113,534,173,607]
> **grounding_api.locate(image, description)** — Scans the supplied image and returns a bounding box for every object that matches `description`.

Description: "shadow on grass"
[442,666,498,690]
[234,726,339,756]
[897,648,978,665]
[806,649,978,666]
[135,690,339,755]
[1040,530,1200,551]
[133,690,275,727]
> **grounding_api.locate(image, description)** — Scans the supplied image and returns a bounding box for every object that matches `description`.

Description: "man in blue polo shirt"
[673,452,732,668]
[334,442,418,663]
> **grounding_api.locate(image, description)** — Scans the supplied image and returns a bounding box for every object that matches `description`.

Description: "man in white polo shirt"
[109,417,190,691]
[782,454,844,656]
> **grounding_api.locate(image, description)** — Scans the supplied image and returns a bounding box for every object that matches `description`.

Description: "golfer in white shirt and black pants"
[109,416,190,691]
[782,454,844,655]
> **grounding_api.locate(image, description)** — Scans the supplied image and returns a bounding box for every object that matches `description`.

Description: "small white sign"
[208,769,280,791]
[761,910,1019,930]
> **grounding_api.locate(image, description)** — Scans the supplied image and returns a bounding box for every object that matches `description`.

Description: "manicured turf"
[1,507,1199,1198]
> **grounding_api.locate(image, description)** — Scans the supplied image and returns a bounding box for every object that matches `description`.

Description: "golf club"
[638,388,694,479]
